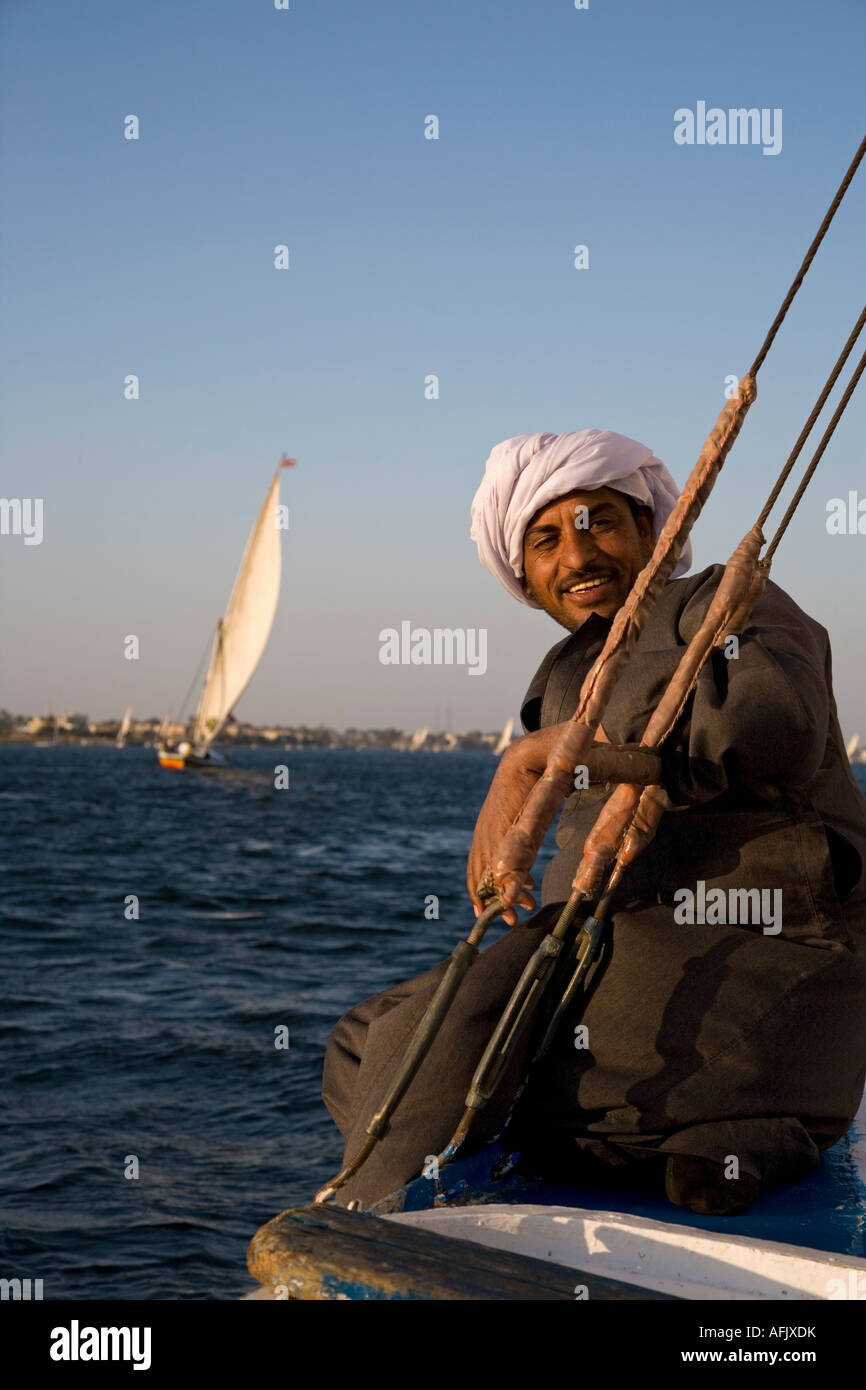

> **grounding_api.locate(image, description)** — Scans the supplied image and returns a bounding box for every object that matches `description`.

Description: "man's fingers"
[469,850,538,925]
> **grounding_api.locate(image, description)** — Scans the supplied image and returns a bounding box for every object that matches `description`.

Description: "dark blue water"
[3,746,864,1301]
[0,745,536,1300]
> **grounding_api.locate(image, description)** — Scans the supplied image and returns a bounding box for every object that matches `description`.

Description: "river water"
[0,745,527,1299]
[2,744,864,1299]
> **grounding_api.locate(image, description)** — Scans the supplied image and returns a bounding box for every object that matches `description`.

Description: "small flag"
[280,455,297,467]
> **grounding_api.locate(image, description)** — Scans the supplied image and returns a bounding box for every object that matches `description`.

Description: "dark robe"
[322,566,866,1206]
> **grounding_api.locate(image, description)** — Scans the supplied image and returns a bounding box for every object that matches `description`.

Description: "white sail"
[192,468,285,750]
[846,733,861,761]
[408,727,429,751]
[493,716,514,756]
[116,706,133,748]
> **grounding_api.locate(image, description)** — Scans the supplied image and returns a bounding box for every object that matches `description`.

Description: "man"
[323,430,866,1215]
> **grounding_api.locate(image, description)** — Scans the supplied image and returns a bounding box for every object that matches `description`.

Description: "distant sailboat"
[158,458,294,771]
[846,734,866,765]
[116,707,133,749]
[408,727,429,752]
[493,716,514,757]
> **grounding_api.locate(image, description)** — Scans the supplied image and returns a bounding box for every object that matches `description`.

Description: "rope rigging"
[171,629,215,736]
[748,134,866,379]
[756,304,866,531]
[764,340,866,562]
[315,134,866,1206]
[442,309,866,1171]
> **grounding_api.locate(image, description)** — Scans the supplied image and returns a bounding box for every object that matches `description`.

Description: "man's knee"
[322,1006,373,1138]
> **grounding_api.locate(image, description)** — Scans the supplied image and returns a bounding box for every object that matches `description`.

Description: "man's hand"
[467,722,638,925]
[467,736,543,926]
[467,723,602,925]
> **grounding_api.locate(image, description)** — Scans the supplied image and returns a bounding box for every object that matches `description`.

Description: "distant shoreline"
[0,729,508,753]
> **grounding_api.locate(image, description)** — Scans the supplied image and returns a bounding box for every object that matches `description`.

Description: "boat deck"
[375,1112,866,1258]
[369,1096,866,1299]
[244,1100,866,1300]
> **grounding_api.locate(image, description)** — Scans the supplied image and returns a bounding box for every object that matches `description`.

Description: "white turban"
[469,429,692,607]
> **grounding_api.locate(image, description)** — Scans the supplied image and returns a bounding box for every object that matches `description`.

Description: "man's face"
[521,486,654,632]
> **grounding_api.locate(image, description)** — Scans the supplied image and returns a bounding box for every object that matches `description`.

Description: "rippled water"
[0,745,531,1300]
[3,745,864,1301]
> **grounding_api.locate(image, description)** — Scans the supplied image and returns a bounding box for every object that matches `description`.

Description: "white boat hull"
[382,1090,866,1300]
[383,1203,866,1301]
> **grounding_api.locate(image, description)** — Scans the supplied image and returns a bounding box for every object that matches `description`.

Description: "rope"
[436,145,866,1168]
[175,630,214,728]
[749,134,866,378]
[756,304,866,529]
[764,344,866,563]
[311,137,866,1204]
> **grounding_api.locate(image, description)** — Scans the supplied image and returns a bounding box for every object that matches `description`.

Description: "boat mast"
[192,619,225,750]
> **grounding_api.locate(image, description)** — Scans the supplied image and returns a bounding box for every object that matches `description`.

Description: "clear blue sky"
[1,0,864,734]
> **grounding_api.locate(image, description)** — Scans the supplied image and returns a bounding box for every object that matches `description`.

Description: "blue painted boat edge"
[368,1092,866,1259]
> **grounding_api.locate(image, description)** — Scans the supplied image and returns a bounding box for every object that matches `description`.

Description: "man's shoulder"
[520,614,611,732]
[657,564,830,645]
[520,631,573,731]
[520,565,832,733]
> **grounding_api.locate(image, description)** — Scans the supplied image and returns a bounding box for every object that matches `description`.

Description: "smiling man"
[322,428,866,1217]
[522,486,654,626]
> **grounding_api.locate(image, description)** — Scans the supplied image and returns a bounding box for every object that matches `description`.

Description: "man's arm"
[466,727,662,920]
